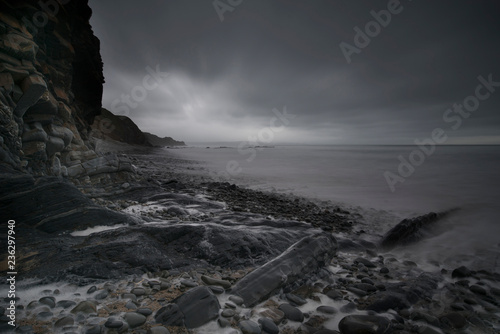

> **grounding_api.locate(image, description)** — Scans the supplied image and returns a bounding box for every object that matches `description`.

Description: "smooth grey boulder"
[174,286,220,328]
[231,231,337,307]
[278,303,304,322]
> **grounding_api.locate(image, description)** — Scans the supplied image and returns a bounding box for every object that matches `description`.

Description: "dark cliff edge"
[91,108,186,147]
[144,131,186,147]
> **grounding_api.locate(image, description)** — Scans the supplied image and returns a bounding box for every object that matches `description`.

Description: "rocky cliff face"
[0,0,104,177]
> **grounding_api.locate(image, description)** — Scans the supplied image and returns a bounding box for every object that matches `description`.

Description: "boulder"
[231,231,337,307]
[173,286,220,328]
[380,210,457,250]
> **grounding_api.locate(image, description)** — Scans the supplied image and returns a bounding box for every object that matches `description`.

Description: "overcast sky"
[88,0,500,144]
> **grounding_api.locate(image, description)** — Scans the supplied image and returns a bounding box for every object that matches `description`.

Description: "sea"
[171,144,500,273]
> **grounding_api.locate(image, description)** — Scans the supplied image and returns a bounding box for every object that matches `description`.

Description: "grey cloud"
[89,0,500,144]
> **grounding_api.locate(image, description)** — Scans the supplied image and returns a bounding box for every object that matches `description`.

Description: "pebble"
[221,309,235,317]
[137,308,153,316]
[131,287,147,296]
[148,326,171,334]
[229,295,245,305]
[440,312,467,330]
[94,290,109,300]
[208,285,225,294]
[470,284,487,295]
[326,289,343,300]
[339,314,390,334]
[124,312,147,328]
[316,305,337,314]
[180,279,198,287]
[451,265,472,278]
[39,296,56,308]
[258,317,279,334]
[84,325,102,334]
[71,301,96,314]
[201,275,232,288]
[286,293,307,305]
[259,308,285,324]
[218,317,231,328]
[238,319,262,334]
[355,257,377,268]
[278,303,304,322]
[56,300,76,308]
[104,318,123,328]
[54,315,74,328]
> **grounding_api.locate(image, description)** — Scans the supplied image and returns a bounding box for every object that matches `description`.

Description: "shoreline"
[1,142,500,333]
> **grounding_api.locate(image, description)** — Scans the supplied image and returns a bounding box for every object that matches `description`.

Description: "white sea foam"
[70,224,128,236]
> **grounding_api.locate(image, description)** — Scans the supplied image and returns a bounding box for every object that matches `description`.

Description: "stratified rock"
[46,136,65,157]
[14,74,47,117]
[0,174,139,233]
[338,315,390,334]
[231,231,337,307]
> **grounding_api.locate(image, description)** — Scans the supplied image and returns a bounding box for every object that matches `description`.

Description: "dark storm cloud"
[88,0,500,144]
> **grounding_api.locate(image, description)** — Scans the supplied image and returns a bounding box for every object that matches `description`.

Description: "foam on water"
[70,224,128,237]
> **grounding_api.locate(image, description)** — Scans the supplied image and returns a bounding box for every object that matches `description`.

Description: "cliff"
[91,108,151,146]
[0,0,104,176]
[144,131,186,147]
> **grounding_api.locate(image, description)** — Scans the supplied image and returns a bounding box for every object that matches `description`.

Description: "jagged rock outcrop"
[0,0,107,178]
[380,209,458,250]
[144,132,185,147]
